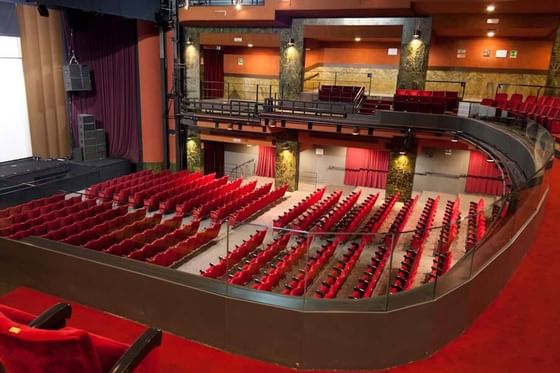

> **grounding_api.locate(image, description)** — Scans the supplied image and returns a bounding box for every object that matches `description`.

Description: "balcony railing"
[187,0,265,6]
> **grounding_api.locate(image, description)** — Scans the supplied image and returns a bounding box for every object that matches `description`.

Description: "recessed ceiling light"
[486,30,496,37]
[486,4,496,12]
[247,43,253,48]
[305,47,311,51]
[233,37,243,43]
[235,1,242,11]
[487,18,499,24]
[354,37,361,42]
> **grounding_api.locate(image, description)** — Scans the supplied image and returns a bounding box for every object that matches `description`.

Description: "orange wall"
[305,42,400,68]
[223,47,279,76]
[429,37,552,71]
[137,21,163,164]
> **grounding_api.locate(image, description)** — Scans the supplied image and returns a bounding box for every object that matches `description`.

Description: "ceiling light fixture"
[487,18,499,24]
[413,29,421,39]
[451,135,459,143]
[235,0,242,11]
[486,30,496,38]
[444,149,452,156]
[247,43,253,48]
[227,123,233,131]
[352,127,359,135]
[486,4,496,12]
[354,37,362,42]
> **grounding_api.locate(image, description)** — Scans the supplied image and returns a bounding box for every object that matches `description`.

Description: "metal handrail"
[187,0,264,6]
[495,83,560,98]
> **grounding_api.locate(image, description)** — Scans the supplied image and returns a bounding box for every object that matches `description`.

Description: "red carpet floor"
[1,161,559,372]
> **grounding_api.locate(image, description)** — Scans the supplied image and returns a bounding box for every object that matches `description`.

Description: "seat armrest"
[109,328,162,373]
[28,303,72,330]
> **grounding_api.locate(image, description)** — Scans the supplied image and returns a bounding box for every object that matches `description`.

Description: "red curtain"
[256,146,276,177]
[202,49,224,99]
[465,151,503,195]
[344,148,389,188]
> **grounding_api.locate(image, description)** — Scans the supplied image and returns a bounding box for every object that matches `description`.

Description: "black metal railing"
[187,0,264,7]
[495,83,560,98]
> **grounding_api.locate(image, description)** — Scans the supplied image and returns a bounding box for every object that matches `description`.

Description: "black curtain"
[203,141,224,177]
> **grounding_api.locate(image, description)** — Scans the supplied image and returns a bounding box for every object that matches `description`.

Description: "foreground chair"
[0,303,161,373]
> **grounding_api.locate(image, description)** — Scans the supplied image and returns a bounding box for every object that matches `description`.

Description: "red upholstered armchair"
[0,303,161,373]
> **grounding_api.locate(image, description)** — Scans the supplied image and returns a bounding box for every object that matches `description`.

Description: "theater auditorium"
[0,0,559,372]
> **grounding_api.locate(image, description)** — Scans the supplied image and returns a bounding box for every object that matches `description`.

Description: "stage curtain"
[202,49,224,99]
[344,148,389,188]
[66,13,139,163]
[256,146,276,178]
[16,5,70,159]
[465,150,503,195]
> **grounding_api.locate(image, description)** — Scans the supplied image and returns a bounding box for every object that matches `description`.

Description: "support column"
[186,125,203,173]
[546,23,560,96]
[275,137,299,192]
[279,20,304,99]
[396,17,432,90]
[386,152,417,202]
[185,28,201,99]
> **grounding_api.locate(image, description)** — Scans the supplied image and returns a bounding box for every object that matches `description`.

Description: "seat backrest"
[495,93,508,101]
[525,95,537,104]
[0,305,35,325]
[544,96,555,106]
[432,91,445,97]
[396,89,409,95]
[445,91,458,98]
[0,312,103,373]
[537,96,547,105]
[408,90,420,96]
[420,90,432,96]
[510,93,523,102]
[553,97,560,108]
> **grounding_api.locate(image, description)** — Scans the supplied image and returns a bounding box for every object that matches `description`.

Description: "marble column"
[275,140,299,192]
[386,152,417,202]
[546,23,560,96]
[184,28,201,99]
[279,20,305,99]
[396,17,432,90]
[186,126,203,173]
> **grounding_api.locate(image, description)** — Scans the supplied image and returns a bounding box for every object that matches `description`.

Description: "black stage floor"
[0,158,130,208]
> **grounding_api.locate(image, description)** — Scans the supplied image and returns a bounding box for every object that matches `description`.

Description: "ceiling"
[304,26,403,43]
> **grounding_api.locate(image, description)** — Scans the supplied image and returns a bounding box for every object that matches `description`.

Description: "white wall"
[413,148,469,194]
[0,36,32,162]
[223,143,258,169]
[300,146,346,186]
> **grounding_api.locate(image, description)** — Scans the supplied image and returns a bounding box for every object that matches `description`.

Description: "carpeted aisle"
[1,161,559,372]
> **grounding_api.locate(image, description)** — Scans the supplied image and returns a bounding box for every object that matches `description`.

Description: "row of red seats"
[8,199,102,240]
[191,179,252,219]
[230,235,291,286]
[126,170,194,207]
[229,185,289,226]
[390,196,439,293]
[351,196,418,299]
[114,171,187,206]
[148,222,222,267]
[0,193,65,221]
[394,90,459,114]
[481,92,524,110]
[128,220,201,261]
[0,195,79,229]
[334,193,379,240]
[43,205,129,242]
[283,240,339,296]
[210,183,273,223]
[62,209,147,246]
[251,237,308,290]
[200,229,267,278]
[170,174,225,215]
[314,193,399,299]
[134,171,203,210]
[318,85,364,103]
[105,217,183,256]
[85,170,151,199]
[84,215,163,251]
[98,171,168,202]
[359,98,392,115]
[291,191,343,231]
[0,196,83,236]
[313,191,361,233]
[273,187,326,228]
[428,199,461,281]
[466,199,486,251]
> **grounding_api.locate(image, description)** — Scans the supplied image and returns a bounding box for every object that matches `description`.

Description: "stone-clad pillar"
[396,17,432,90]
[185,28,201,99]
[386,152,417,202]
[546,23,560,96]
[279,19,304,99]
[185,125,202,173]
[275,138,299,192]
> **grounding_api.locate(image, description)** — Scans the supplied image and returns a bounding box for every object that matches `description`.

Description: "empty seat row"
[384,196,419,249]
[290,191,343,231]
[332,193,379,241]
[0,193,66,227]
[97,171,167,202]
[273,187,326,228]
[466,199,486,251]
[360,193,401,244]
[191,179,252,219]
[125,170,194,207]
[142,172,204,211]
[230,234,291,286]
[169,174,224,214]
[228,184,289,226]
[436,198,461,254]
[359,98,392,115]
[210,183,273,223]
[319,85,364,103]
[85,169,151,199]
[313,191,361,233]
[394,90,459,113]
[200,229,267,278]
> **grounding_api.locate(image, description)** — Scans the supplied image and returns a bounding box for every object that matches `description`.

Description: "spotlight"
[486,30,496,38]
[37,4,49,17]
[269,120,276,128]
[354,37,362,42]
[235,0,242,11]
[451,135,459,143]
[287,38,295,47]
[413,29,421,39]
[186,37,193,45]
[486,4,496,12]
[444,149,452,156]
[247,43,253,48]
[352,127,359,136]
[227,123,233,131]
[399,150,407,156]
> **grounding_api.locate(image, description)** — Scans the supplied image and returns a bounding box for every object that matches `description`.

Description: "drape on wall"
[465,150,503,195]
[344,148,390,188]
[256,146,276,178]
[202,49,224,99]
[66,13,139,163]
[16,6,70,159]
[203,141,224,177]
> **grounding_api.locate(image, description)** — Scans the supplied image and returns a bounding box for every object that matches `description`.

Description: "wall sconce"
[451,135,459,143]
[444,149,452,156]
[287,38,295,47]
[186,37,193,46]
[413,29,421,39]
[234,0,242,11]
[486,155,495,163]
[282,143,290,151]
[227,123,233,131]
[352,127,359,136]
